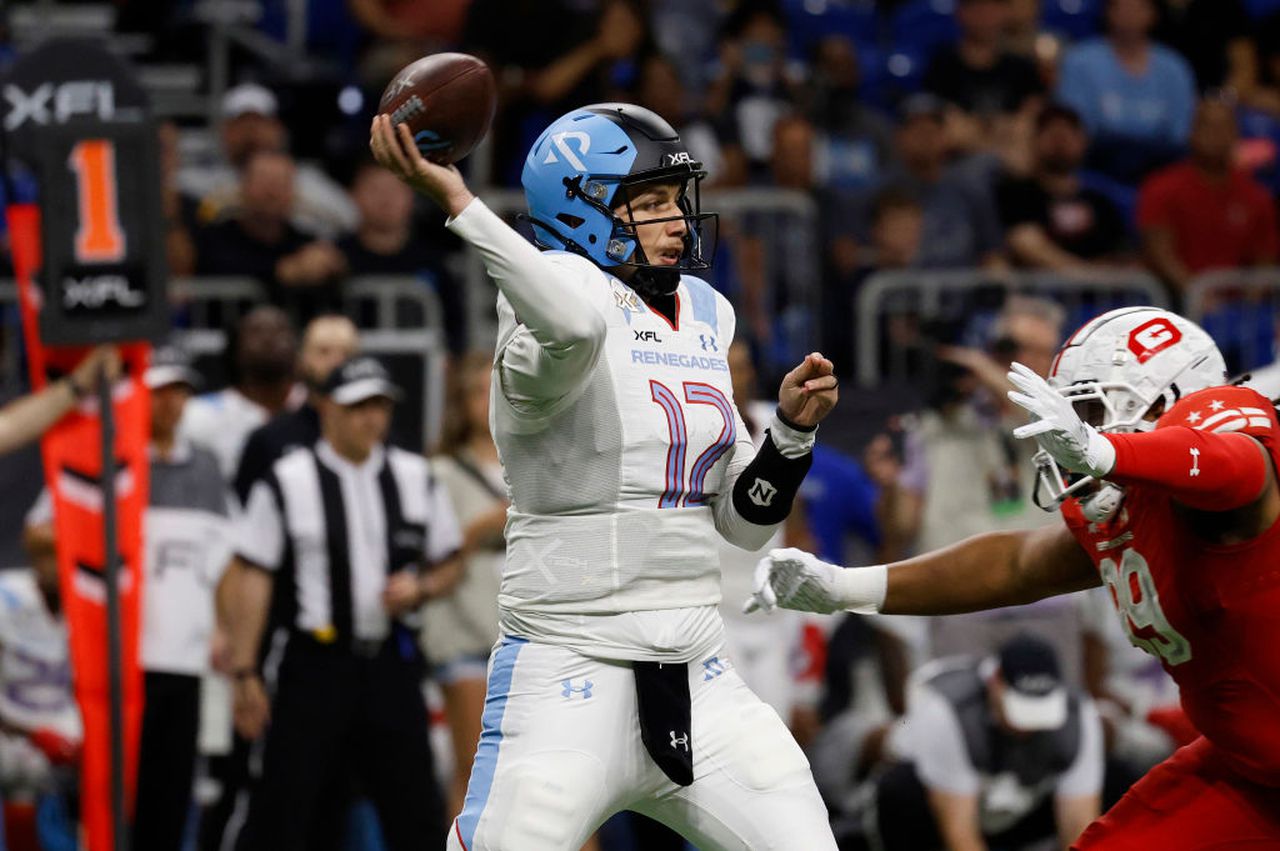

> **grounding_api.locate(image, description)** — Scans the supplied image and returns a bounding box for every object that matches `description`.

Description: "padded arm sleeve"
[1104,428,1269,511]
[713,411,816,550]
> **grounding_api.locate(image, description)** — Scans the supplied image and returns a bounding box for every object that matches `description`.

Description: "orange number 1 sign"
[68,139,127,263]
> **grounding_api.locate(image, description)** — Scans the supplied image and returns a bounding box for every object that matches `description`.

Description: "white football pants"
[446,636,837,850]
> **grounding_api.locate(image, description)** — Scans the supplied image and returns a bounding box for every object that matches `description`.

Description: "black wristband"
[775,406,817,433]
[731,432,813,525]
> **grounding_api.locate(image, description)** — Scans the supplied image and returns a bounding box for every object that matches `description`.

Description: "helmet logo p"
[1128,318,1182,364]
[543,130,591,171]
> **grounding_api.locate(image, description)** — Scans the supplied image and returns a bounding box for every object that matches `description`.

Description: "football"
[377,53,497,165]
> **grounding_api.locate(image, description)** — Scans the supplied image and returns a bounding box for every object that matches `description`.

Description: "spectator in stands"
[424,352,505,820]
[338,160,465,354]
[1137,97,1278,296]
[705,2,804,174]
[804,34,896,190]
[874,94,1004,269]
[632,53,733,186]
[996,103,1130,269]
[179,305,304,482]
[866,635,1103,851]
[733,113,827,355]
[179,83,358,238]
[1154,0,1251,92]
[923,0,1044,120]
[1055,0,1195,183]
[823,188,924,376]
[193,149,348,318]
[462,0,648,184]
[1228,11,1280,117]
[0,346,119,456]
[349,0,472,84]
[233,314,360,503]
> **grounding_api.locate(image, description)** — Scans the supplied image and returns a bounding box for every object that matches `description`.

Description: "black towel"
[633,661,694,786]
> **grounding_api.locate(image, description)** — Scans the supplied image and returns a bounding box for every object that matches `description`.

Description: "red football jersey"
[1063,385,1280,787]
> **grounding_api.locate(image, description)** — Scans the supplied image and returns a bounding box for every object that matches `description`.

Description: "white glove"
[744,547,886,616]
[1006,361,1115,478]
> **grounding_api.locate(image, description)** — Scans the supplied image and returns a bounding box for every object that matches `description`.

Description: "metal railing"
[0,275,449,445]
[854,269,1171,387]
[1183,268,1280,376]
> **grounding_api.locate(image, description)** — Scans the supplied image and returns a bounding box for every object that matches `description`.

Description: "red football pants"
[1074,737,1280,849]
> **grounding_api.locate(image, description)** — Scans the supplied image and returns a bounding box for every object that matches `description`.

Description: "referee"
[226,355,462,851]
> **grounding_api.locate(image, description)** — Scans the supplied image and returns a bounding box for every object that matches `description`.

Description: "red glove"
[28,727,81,766]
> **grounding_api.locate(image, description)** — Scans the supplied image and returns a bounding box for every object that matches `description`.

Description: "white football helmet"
[1032,306,1227,518]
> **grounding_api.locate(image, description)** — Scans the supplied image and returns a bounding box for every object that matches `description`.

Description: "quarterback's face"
[614,182,688,266]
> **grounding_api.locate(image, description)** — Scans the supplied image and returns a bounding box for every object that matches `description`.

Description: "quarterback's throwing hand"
[1006,361,1115,478]
[778,353,839,428]
[369,115,474,217]
[745,548,845,615]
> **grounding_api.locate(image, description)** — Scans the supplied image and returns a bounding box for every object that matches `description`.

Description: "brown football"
[378,53,497,165]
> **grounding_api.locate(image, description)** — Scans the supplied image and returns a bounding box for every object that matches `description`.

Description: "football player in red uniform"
[748,306,1280,847]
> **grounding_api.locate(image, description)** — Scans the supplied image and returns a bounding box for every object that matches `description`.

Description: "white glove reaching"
[1006,361,1115,478]
[744,548,886,616]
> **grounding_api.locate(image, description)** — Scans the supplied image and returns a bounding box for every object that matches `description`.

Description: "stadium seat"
[1040,0,1103,41]
[782,0,880,56]
[888,0,960,59]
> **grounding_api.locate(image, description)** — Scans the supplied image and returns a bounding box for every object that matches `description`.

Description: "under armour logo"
[748,478,777,507]
[1189,447,1201,478]
[699,334,718,352]
[669,731,689,751]
[561,679,593,700]
[702,656,725,681]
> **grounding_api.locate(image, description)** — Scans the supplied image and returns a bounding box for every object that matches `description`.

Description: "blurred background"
[1,0,1278,849]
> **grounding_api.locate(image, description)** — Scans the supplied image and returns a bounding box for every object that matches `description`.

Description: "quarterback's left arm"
[713,353,838,550]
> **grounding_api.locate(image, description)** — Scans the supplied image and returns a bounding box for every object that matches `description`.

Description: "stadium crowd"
[3,0,1280,849]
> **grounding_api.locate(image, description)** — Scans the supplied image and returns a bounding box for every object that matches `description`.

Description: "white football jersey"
[492,256,754,660]
[450,200,812,662]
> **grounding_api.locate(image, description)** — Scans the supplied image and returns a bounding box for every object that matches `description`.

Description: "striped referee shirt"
[236,440,462,642]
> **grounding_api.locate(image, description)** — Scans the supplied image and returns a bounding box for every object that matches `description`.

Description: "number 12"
[650,380,737,508]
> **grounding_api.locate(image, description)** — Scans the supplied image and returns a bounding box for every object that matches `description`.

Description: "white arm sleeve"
[909,687,981,796]
[235,480,285,571]
[446,199,606,410]
[1057,698,1105,798]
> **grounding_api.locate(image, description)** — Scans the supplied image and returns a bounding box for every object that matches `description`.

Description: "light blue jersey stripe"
[456,636,527,849]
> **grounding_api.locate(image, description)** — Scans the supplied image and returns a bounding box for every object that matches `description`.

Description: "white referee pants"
[446,637,837,851]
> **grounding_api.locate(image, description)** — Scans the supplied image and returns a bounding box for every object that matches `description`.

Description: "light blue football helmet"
[520,103,717,273]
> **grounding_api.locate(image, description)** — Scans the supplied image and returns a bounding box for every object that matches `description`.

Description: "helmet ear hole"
[556,213,585,229]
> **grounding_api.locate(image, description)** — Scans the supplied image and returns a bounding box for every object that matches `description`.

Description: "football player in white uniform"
[372,104,840,850]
